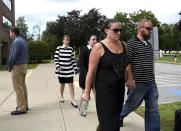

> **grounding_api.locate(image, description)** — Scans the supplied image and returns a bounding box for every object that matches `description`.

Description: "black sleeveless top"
[95,42,130,90]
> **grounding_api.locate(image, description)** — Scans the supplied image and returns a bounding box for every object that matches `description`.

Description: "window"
[3,16,12,28]
[2,0,11,10]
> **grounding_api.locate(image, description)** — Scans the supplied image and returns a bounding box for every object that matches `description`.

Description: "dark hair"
[88,34,96,41]
[101,19,120,32]
[62,35,70,40]
[10,26,20,36]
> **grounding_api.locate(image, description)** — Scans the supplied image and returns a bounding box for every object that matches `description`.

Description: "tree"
[42,30,57,59]
[42,8,107,56]
[28,41,50,63]
[80,8,107,47]
[129,9,160,28]
[159,23,181,52]
[16,16,29,40]
[114,10,160,41]
[114,12,136,41]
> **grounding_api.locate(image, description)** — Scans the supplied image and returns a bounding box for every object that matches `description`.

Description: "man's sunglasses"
[109,28,123,33]
[143,27,153,31]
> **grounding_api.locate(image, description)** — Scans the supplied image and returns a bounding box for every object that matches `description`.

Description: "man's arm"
[125,64,135,88]
[8,41,20,71]
[127,40,134,62]
[124,41,136,88]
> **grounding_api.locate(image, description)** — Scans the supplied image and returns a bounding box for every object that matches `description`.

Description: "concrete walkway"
[0,63,144,131]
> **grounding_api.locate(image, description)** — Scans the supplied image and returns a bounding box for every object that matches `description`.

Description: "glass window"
[3,16,12,28]
[2,0,11,10]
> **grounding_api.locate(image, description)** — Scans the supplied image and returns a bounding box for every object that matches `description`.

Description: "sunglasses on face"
[109,28,122,33]
[143,27,153,31]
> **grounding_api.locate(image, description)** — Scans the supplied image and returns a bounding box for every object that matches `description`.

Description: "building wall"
[0,0,15,65]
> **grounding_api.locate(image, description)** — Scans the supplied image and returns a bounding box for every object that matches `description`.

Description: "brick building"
[0,0,15,65]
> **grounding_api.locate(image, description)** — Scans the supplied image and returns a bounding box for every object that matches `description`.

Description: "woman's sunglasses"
[109,28,123,33]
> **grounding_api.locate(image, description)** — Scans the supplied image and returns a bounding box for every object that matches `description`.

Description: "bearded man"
[120,19,160,131]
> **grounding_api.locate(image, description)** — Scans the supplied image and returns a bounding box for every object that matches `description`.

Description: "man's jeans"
[120,82,160,131]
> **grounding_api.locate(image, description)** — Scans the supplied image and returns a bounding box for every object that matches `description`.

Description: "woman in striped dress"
[54,35,78,108]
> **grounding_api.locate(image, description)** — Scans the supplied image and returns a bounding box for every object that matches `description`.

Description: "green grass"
[155,55,181,64]
[0,59,52,71]
[0,66,8,71]
[135,102,181,131]
[27,64,38,69]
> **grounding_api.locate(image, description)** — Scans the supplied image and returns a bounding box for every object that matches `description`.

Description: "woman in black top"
[82,19,135,131]
[79,35,97,116]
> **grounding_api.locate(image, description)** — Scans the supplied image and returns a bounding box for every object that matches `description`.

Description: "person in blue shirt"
[8,26,29,115]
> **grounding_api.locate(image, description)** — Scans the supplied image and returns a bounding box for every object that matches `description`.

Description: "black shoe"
[71,102,78,108]
[120,119,123,127]
[11,110,26,115]
[59,100,64,103]
[16,107,29,111]
[60,97,64,103]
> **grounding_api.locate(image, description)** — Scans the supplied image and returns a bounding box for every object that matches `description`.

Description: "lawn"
[0,60,52,71]
[135,102,181,131]
[155,55,181,64]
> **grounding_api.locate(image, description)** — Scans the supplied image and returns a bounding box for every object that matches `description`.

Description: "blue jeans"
[120,82,160,131]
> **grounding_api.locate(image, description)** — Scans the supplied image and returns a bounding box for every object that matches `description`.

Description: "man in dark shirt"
[8,26,29,115]
[79,34,97,116]
[120,19,160,131]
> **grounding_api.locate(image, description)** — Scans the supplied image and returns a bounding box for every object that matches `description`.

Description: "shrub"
[28,41,50,63]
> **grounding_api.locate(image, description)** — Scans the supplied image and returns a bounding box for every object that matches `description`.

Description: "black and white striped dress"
[54,45,77,83]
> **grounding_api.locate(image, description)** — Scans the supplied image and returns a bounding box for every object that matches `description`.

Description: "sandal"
[60,97,64,103]
[71,102,78,108]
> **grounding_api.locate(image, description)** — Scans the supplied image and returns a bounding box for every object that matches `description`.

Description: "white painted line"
[157,82,177,84]
[157,84,180,87]
[156,79,180,82]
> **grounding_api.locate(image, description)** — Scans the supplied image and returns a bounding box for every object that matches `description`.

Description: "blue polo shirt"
[8,36,28,70]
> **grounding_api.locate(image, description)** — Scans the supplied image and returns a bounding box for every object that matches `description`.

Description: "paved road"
[0,63,144,131]
[155,63,181,103]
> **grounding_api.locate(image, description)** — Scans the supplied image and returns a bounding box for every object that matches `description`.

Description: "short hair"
[10,26,20,36]
[101,19,120,32]
[62,35,70,40]
[137,19,152,29]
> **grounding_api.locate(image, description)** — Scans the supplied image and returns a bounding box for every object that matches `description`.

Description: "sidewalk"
[0,63,144,131]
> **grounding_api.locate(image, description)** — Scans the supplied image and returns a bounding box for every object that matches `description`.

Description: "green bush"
[28,41,50,63]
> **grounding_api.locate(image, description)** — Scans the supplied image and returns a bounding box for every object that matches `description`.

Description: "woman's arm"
[82,43,104,102]
[54,46,60,72]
